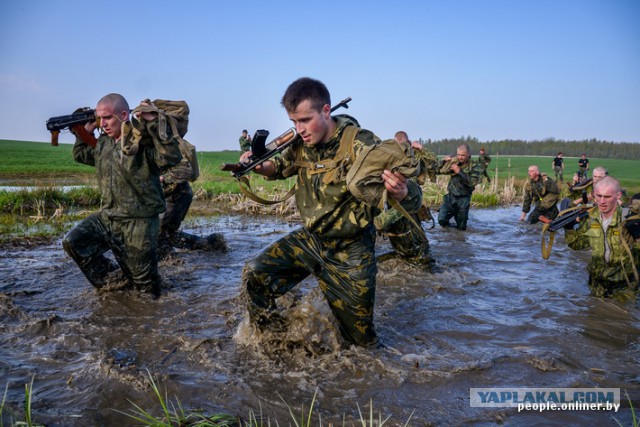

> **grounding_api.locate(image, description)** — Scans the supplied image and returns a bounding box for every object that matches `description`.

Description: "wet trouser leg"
[452,196,471,230]
[62,213,115,288]
[526,204,559,224]
[438,194,455,228]
[243,226,378,347]
[439,194,471,230]
[63,212,161,295]
[110,216,161,296]
[387,216,431,264]
[160,183,194,247]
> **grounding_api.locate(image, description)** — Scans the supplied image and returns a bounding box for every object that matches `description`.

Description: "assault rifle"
[541,194,593,259]
[220,97,352,178]
[546,202,594,233]
[46,108,98,147]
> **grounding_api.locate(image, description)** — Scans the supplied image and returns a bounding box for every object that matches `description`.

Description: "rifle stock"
[220,97,352,178]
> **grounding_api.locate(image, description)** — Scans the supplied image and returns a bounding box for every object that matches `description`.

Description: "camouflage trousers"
[438,194,471,230]
[525,204,559,224]
[554,166,564,182]
[242,226,378,347]
[481,168,491,183]
[161,182,193,238]
[62,211,161,296]
[386,215,432,265]
[588,275,635,298]
[158,182,227,255]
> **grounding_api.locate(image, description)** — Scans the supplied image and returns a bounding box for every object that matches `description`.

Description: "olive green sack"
[125,99,200,182]
[346,139,421,208]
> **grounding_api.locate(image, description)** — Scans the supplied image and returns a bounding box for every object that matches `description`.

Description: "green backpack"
[346,139,420,209]
[131,99,200,182]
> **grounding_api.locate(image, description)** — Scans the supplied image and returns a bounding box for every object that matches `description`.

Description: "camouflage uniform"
[436,158,482,230]
[565,206,640,297]
[243,115,422,346]
[415,147,438,185]
[382,211,432,267]
[552,155,564,182]
[377,146,433,267]
[522,176,560,224]
[478,152,492,183]
[239,135,251,152]
[62,119,182,296]
[158,157,226,257]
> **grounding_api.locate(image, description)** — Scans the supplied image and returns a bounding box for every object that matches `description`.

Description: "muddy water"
[1,207,638,426]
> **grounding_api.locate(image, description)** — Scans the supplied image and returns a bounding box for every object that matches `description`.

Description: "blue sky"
[1,0,638,152]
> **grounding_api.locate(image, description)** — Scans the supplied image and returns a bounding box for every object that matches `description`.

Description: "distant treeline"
[416,137,640,160]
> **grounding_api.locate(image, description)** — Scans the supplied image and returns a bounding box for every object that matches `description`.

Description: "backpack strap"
[293,125,358,184]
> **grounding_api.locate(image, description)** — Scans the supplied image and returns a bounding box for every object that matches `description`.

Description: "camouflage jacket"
[437,158,482,197]
[161,156,194,194]
[522,176,560,212]
[565,207,640,287]
[239,136,251,152]
[478,153,491,170]
[72,119,182,218]
[270,115,422,240]
[415,148,438,184]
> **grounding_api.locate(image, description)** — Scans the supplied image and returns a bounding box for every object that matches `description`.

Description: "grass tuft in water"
[114,369,238,426]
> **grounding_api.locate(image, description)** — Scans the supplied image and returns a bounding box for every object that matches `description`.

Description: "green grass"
[2,140,638,194]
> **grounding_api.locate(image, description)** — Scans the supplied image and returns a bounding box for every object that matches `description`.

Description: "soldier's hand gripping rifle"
[220,97,352,178]
[45,108,98,148]
[541,192,594,259]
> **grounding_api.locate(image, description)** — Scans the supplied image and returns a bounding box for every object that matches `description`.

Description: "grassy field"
[1,139,638,195]
[485,153,640,193]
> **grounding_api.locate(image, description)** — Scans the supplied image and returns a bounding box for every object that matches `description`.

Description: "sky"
[1,0,639,152]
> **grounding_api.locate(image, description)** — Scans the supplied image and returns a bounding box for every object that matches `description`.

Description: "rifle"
[541,194,594,259]
[220,97,352,178]
[46,108,98,147]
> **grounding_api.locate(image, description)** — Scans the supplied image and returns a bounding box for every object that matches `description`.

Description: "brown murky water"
[1,207,639,426]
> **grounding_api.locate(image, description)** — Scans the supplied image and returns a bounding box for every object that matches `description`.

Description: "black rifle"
[541,193,593,259]
[547,192,592,232]
[220,97,352,178]
[46,108,97,147]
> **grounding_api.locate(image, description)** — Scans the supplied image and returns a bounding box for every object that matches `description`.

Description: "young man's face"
[594,184,620,217]
[96,102,127,139]
[456,149,470,163]
[287,99,332,146]
[592,170,606,184]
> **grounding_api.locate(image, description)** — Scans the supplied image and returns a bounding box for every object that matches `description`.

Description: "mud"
[1,208,639,426]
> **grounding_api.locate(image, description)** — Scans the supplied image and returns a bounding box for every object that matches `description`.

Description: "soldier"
[478,147,492,183]
[565,177,639,297]
[519,165,560,224]
[577,153,589,180]
[436,144,482,230]
[239,129,252,152]
[373,131,433,268]
[62,93,182,297]
[239,77,422,347]
[552,151,564,183]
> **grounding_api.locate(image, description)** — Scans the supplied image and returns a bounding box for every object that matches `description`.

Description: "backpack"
[345,139,420,208]
[132,99,199,182]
